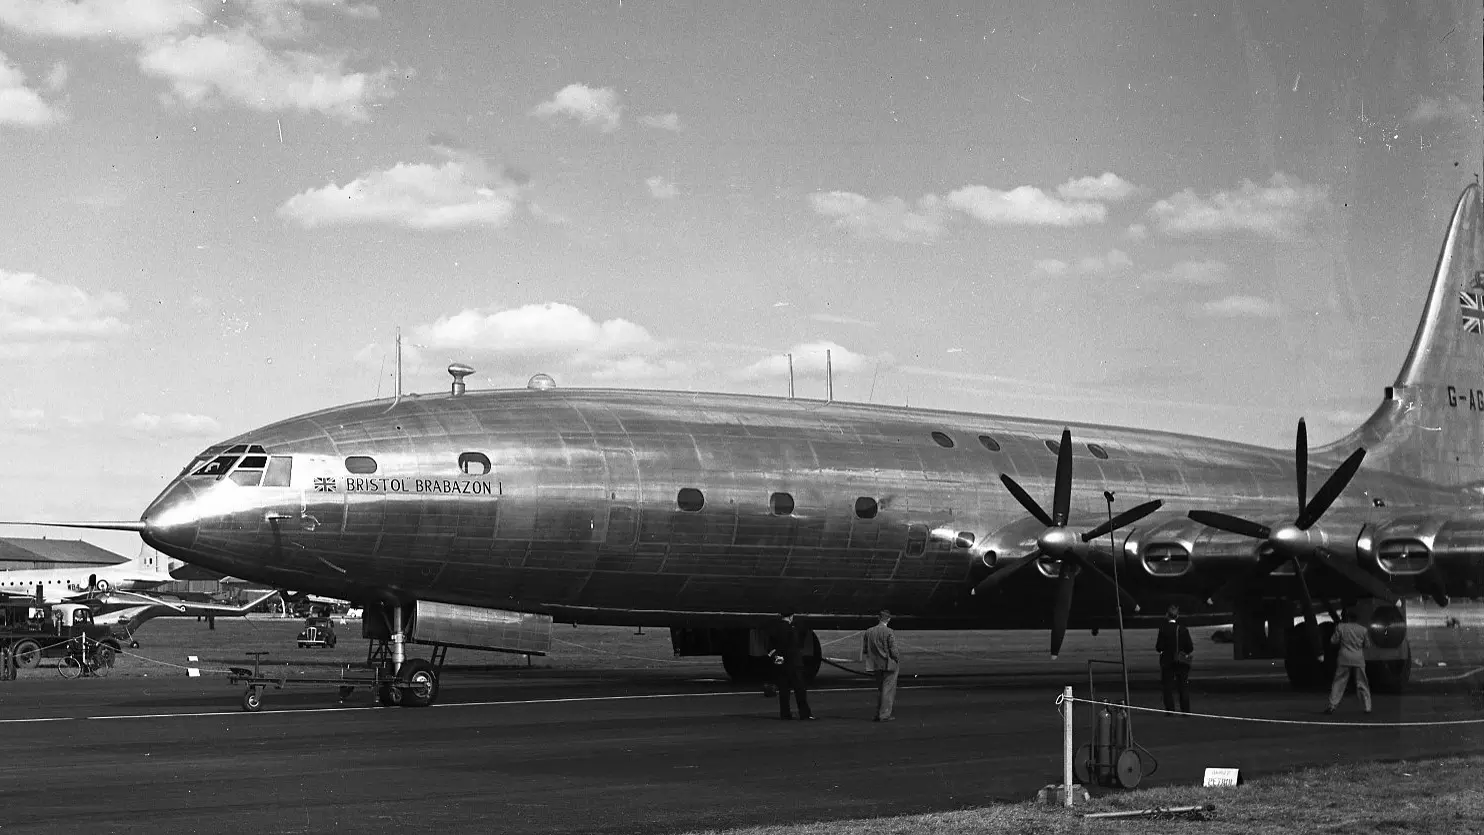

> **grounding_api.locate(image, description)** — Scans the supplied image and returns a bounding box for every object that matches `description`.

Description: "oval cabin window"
[1087,443,1109,460]
[978,434,1001,452]
[930,431,955,448]
[855,497,879,519]
[770,492,795,516]
[1044,439,1061,455]
[677,488,705,512]
[345,455,378,474]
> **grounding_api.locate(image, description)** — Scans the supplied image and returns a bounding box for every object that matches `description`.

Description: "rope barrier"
[1057,692,1484,728]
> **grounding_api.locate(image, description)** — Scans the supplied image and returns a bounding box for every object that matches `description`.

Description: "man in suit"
[1325,609,1372,715]
[767,612,814,720]
[862,609,900,721]
[1155,604,1193,713]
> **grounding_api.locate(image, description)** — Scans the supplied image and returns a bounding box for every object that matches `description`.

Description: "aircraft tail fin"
[1327,184,1484,486]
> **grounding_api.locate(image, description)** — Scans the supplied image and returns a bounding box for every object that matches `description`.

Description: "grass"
[676,756,1484,835]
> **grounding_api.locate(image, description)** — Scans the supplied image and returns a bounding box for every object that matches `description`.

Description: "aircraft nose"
[141,481,201,554]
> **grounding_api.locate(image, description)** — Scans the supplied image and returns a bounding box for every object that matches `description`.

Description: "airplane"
[89,589,281,648]
[13,184,1484,709]
[0,558,171,603]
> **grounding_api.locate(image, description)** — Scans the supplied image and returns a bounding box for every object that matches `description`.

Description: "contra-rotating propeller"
[1187,418,1397,656]
[972,428,1162,658]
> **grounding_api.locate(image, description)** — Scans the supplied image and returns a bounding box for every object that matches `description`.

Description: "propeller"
[973,428,1163,658]
[1188,418,1395,656]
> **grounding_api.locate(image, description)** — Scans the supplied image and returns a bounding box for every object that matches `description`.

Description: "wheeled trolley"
[227,644,440,712]
[1072,660,1150,789]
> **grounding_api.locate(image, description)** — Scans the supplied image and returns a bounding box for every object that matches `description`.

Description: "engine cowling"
[1122,515,1261,582]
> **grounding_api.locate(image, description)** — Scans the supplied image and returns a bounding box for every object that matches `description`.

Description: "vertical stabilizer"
[1332,185,1484,486]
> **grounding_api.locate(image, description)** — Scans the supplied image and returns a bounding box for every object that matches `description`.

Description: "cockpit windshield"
[184,445,290,487]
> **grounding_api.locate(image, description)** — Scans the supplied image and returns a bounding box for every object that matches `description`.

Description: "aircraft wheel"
[1284,621,1337,690]
[242,689,263,712]
[1367,644,1412,694]
[12,639,41,669]
[399,658,439,707]
[129,641,140,650]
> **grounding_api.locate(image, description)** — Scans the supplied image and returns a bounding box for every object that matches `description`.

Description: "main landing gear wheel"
[1284,621,1337,690]
[399,658,439,707]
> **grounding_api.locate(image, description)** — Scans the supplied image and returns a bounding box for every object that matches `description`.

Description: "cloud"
[808,191,947,242]
[123,412,223,436]
[735,340,870,381]
[1125,223,1148,241]
[946,185,1106,227]
[0,0,203,41]
[1141,259,1231,286]
[138,31,392,121]
[810,313,877,327]
[1407,95,1476,126]
[646,175,678,199]
[1034,249,1132,277]
[0,51,61,125]
[640,112,682,131]
[1148,173,1330,240]
[0,271,128,355]
[1057,172,1140,202]
[278,157,525,229]
[533,83,622,133]
[1198,295,1284,318]
[8,407,44,429]
[413,302,659,363]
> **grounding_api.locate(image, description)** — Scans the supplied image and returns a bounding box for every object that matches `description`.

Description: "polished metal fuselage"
[139,386,1466,630]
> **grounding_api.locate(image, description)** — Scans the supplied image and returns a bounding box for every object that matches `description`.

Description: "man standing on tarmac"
[862,609,899,722]
[767,612,814,720]
[1155,605,1193,713]
[1325,610,1372,715]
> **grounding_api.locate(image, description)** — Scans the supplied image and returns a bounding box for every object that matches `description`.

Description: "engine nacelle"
[1122,515,1260,580]
[1370,512,1484,598]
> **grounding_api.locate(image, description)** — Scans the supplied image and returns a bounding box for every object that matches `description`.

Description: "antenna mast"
[394,327,403,398]
[826,349,833,402]
[788,353,795,399]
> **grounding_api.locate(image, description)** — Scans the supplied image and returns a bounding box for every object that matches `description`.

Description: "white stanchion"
[1063,685,1073,807]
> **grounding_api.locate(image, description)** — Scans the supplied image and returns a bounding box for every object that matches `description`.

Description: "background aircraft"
[0,557,170,603]
[18,185,1484,707]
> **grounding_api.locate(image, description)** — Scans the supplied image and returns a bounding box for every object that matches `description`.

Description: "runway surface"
[1,629,1481,835]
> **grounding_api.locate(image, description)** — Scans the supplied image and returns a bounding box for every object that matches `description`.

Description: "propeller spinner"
[1188,418,1396,656]
[973,428,1162,658]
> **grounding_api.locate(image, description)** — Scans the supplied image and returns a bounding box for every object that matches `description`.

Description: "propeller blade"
[1000,474,1053,527]
[1207,549,1289,604]
[1067,548,1141,612]
[1291,557,1323,658]
[1296,418,1308,519]
[971,550,1042,596]
[1309,548,1399,604]
[1050,565,1076,658]
[1187,510,1272,540]
[1051,428,1073,526]
[1297,447,1366,530]
[1082,499,1163,542]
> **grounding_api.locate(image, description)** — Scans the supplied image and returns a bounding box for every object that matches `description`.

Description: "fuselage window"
[855,497,879,519]
[677,488,705,512]
[345,456,378,474]
[1087,443,1109,460]
[905,524,928,557]
[930,431,955,448]
[1044,439,1061,455]
[770,492,795,516]
[263,456,293,487]
[978,434,1001,452]
[955,531,976,549]
[459,452,492,475]
[229,469,263,487]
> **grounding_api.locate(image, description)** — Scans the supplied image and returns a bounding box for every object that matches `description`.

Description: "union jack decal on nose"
[1461,289,1484,334]
[313,477,337,492]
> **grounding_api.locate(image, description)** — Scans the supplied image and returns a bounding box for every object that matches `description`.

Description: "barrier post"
[1063,685,1074,807]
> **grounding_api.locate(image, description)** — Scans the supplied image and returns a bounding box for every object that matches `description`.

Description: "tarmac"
[0,623,1481,835]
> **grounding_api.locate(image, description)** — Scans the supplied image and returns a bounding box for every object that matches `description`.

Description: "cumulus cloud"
[1057,172,1140,202]
[946,185,1106,227]
[1125,223,1148,241]
[1033,249,1131,277]
[646,175,678,199]
[0,0,203,41]
[0,51,61,125]
[1407,95,1476,126]
[1148,173,1330,240]
[810,313,877,327]
[533,83,622,133]
[123,412,223,436]
[414,302,659,363]
[0,271,128,356]
[640,112,681,131]
[808,191,947,242]
[1198,295,1284,318]
[139,31,391,121]
[278,156,525,229]
[735,340,870,381]
[1141,259,1230,286]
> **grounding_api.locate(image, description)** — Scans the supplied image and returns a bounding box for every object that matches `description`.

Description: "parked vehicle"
[297,616,337,649]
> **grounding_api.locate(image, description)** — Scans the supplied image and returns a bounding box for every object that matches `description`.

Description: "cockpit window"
[192,456,239,477]
[228,470,263,487]
[239,455,268,469]
[225,444,248,454]
[263,456,293,487]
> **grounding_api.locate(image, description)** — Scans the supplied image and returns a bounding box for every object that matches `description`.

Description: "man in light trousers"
[863,609,900,722]
[1325,610,1372,715]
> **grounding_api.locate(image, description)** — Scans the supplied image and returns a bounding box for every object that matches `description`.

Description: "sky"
[0,0,1479,558]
